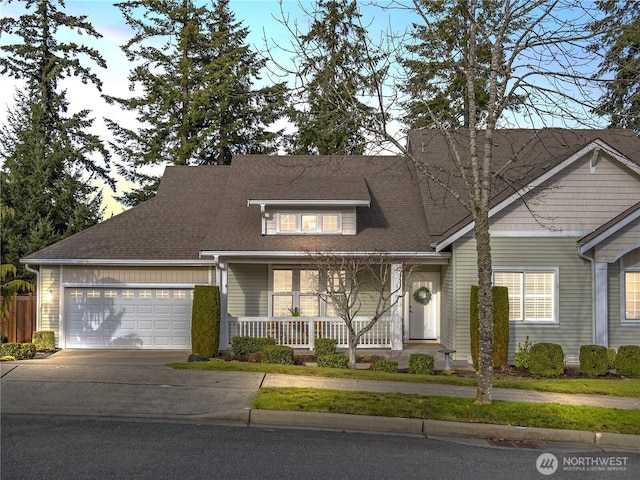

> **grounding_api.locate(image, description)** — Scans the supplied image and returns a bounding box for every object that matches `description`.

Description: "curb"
[249,410,640,449]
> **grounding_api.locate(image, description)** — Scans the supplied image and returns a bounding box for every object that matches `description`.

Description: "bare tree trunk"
[348,331,358,368]
[474,213,494,404]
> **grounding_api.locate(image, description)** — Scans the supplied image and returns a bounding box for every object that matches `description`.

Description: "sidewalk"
[247,373,640,450]
[2,350,639,450]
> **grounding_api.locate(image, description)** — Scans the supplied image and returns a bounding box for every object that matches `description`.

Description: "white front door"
[408,273,439,340]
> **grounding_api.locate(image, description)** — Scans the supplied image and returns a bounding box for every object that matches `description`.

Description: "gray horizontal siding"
[491,152,640,233]
[227,264,268,317]
[453,235,593,363]
[40,266,61,346]
[63,266,211,285]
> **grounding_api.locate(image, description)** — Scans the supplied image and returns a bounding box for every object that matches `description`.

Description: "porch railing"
[227,316,391,349]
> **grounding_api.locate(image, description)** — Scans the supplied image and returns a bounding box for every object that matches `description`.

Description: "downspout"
[24,264,40,331]
[577,249,597,344]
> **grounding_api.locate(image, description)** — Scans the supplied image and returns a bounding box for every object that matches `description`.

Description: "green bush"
[317,353,349,369]
[615,345,640,378]
[607,348,617,370]
[32,331,55,351]
[191,286,220,357]
[0,343,36,360]
[470,285,510,369]
[579,345,609,376]
[514,336,534,369]
[408,353,434,375]
[314,338,337,357]
[261,345,295,365]
[231,336,276,356]
[529,343,565,377]
[372,359,398,373]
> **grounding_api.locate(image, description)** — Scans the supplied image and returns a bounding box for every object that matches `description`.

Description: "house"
[22,129,640,364]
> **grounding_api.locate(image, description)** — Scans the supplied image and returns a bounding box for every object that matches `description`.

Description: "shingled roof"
[409,128,640,241]
[23,155,433,262]
[22,129,640,264]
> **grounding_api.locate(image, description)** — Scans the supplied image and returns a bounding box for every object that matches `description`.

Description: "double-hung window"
[271,268,347,317]
[493,268,558,323]
[272,269,319,316]
[623,251,640,323]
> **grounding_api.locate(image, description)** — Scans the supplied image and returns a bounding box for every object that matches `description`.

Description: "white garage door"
[65,288,192,349]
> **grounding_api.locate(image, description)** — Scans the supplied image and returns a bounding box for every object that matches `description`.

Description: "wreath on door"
[413,286,432,305]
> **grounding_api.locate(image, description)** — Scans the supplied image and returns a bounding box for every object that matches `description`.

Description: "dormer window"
[277,212,342,234]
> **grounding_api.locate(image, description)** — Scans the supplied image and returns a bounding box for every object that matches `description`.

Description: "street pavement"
[1,350,639,450]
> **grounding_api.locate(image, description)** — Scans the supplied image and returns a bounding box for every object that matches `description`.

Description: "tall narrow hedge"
[191,285,220,357]
[470,285,510,370]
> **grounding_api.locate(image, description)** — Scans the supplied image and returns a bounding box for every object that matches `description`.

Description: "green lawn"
[169,359,640,397]
[253,387,640,435]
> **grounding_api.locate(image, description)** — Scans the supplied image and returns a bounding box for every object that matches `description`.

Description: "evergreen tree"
[400,0,514,129]
[591,0,640,133]
[108,0,287,206]
[286,0,376,155]
[0,0,111,279]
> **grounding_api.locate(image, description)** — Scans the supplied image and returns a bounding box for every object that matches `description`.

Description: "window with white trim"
[493,268,557,323]
[277,212,342,234]
[623,250,640,322]
[271,268,346,316]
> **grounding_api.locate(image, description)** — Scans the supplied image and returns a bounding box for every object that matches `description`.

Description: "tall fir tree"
[591,0,640,133]
[107,0,287,206]
[286,0,376,155]
[400,0,513,129]
[0,0,111,280]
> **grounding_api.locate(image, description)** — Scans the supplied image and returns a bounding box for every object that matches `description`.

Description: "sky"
[0,0,413,217]
[0,1,608,218]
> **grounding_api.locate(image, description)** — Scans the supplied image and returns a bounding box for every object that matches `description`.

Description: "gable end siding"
[491,152,640,233]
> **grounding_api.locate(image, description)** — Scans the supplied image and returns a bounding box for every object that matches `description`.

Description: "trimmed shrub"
[0,343,36,360]
[579,345,608,376]
[615,345,640,378]
[261,345,295,365]
[607,348,617,370]
[32,331,55,351]
[1,356,16,362]
[372,359,398,373]
[317,353,349,369]
[529,343,565,377]
[408,353,434,375]
[514,336,534,369]
[470,285,510,369]
[314,338,337,357]
[191,286,221,357]
[231,336,276,356]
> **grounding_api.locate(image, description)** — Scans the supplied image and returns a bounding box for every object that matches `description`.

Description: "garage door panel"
[65,288,193,349]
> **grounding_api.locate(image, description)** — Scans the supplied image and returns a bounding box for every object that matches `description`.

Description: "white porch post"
[594,262,608,346]
[216,262,229,351]
[390,263,403,351]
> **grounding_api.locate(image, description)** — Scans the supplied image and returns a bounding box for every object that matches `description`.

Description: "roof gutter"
[19,259,218,266]
[199,250,450,260]
[247,199,371,207]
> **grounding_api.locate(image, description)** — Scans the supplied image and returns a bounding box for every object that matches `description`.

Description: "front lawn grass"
[169,360,640,397]
[253,387,640,435]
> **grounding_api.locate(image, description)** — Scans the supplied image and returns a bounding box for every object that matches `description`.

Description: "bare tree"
[307,251,413,368]
[284,0,603,403]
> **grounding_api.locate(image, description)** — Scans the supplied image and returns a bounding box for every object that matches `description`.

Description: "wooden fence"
[3,294,36,343]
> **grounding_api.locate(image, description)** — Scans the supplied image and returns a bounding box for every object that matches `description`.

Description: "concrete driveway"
[0,350,264,423]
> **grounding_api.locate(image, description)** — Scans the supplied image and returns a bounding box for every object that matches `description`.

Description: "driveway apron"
[0,350,264,423]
